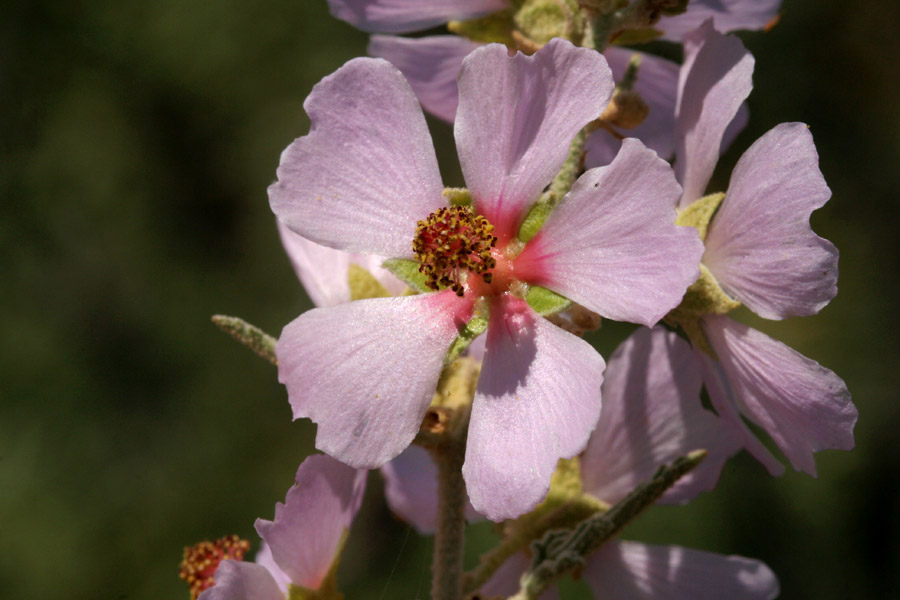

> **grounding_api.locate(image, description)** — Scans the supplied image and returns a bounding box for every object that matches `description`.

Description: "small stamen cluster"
[179,534,250,599]
[413,205,497,296]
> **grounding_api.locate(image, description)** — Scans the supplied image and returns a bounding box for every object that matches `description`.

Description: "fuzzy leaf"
[526,285,572,316]
[446,315,489,366]
[382,258,431,293]
[518,196,555,243]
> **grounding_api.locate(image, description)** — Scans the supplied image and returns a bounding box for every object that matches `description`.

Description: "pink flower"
[667,22,857,475]
[476,348,779,599]
[199,455,367,600]
[329,0,779,38]
[327,0,779,165]
[580,326,742,505]
[269,39,702,520]
[479,545,779,600]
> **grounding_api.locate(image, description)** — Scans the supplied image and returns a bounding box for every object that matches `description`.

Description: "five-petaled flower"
[269,38,703,521]
[656,22,856,475]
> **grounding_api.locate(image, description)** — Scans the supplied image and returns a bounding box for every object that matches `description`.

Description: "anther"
[179,535,250,599]
[412,206,497,296]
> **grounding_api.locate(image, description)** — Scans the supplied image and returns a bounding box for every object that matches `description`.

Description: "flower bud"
[600,89,650,129]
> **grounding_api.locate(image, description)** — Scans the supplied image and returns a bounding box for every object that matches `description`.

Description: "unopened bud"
[600,89,649,129]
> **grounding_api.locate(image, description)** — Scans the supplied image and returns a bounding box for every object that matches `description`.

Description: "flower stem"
[463,494,606,594]
[549,127,589,203]
[428,407,471,600]
[211,315,277,365]
[508,450,708,600]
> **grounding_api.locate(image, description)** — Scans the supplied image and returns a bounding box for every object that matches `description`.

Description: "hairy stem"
[428,408,471,600]
[463,494,606,594]
[211,315,277,365]
[549,127,589,202]
[509,450,708,600]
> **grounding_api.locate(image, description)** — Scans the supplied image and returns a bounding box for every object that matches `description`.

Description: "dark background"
[2,0,898,598]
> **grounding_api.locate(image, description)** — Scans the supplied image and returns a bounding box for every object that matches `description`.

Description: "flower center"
[179,535,250,599]
[413,206,498,296]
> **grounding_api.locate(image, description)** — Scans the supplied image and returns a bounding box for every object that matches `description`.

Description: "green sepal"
[612,27,663,45]
[347,264,391,301]
[443,187,472,207]
[445,315,489,367]
[382,258,431,294]
[526,285,572,316]
[664,263,740,357]
[675,192,725,242]
[286,529,349,600]
[517,195,554,243]
[448,10,516,45]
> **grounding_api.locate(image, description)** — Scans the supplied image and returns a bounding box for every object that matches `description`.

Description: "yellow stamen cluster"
[413,205,497,296]
[179,534,250,599]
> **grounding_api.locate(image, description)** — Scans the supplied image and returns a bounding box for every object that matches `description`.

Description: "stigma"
[179,534,250,599]
[413,205,498,296]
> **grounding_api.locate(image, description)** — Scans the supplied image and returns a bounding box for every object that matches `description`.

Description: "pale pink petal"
[703,123,838,319]
[464,295,605,521]
[269,57,444,257]
[697,349,785,476]
[255,455,367,590]
[277,292,473,467]
[515,138,703,327]
[200,560,284,600]
[583,541,780,600]
[586,48,680,167]
[722,101,749,154]
[659,0,782,41]
[455,39,614,240]
[581,327,741,506]
[704,315,856,476]
[675,22,754,207]
[369,35,477,123]
[328,0,507,34]
[381,445,483,534]
[254,543,290,594]
[277,220,405,307]
[479,552,561,600]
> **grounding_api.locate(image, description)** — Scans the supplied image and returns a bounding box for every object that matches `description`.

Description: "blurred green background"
[2,0,898,598]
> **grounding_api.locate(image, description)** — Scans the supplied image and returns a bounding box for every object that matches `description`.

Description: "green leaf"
[526,286,571,316]
[382,258,431,294]
[347,264,391,300]
[445,315,489,366]
[517,197,554,243]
